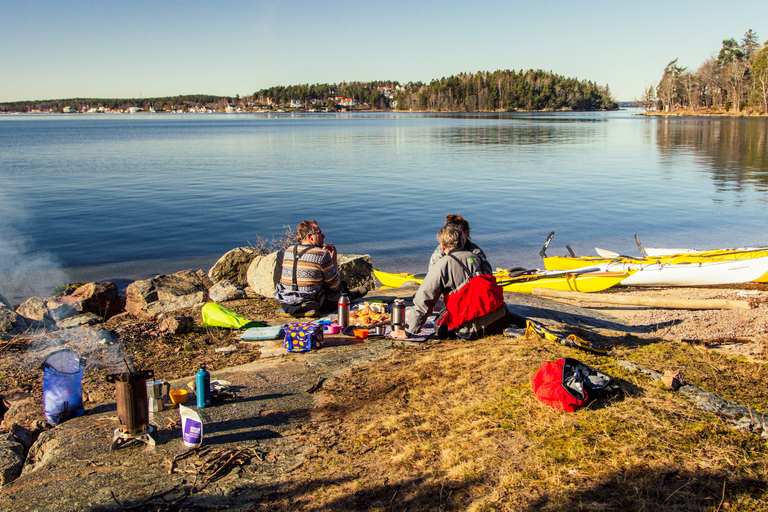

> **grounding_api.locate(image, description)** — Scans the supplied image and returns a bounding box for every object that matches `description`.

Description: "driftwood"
[530,287,753,310]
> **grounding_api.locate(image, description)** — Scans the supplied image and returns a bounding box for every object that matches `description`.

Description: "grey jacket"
[406,248,506,338]
[428,240,492,274]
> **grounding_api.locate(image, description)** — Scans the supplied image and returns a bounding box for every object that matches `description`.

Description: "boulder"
[46,301,79,323]
[338,254,377,291]
[58,282,125,320]
[0,292,11,309]
[15,297,55,330]
[0,398,48,451]
[158,315,194,335]
[208,247,265,286]
[247,251,284,298]
[209,280,247,303]
[0,433,24,487]
[246,252,376,298]
[0,303,28,335]
[56,313,104,329]
[125,270,211,318]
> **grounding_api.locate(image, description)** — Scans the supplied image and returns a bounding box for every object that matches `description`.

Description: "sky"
[2,0,767,103]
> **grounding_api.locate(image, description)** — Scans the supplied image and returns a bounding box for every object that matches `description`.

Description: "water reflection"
[654,117,768,194]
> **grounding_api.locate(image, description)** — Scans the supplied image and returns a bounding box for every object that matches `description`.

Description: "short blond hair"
[437,223,463,250]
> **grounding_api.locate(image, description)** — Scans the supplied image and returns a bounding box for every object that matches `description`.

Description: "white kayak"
[596,256,768,287]
[643,246,768,257]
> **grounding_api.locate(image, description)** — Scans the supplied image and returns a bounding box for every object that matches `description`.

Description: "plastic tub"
[353,329,369,339]
[326,324,342,334]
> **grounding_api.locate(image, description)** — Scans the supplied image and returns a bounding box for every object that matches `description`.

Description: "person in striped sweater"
[274,220,366,317]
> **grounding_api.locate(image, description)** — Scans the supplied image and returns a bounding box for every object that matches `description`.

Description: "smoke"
[0,190,69,305]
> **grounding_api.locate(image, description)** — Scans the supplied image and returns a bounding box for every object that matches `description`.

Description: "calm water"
[2,111,768,302]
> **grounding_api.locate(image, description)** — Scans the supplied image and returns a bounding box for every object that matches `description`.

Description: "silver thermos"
[338,293,350,328]
[392,299,405,330]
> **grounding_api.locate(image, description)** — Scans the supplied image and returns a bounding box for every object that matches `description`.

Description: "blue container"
[196,364,211,408]
[42,349,85,425]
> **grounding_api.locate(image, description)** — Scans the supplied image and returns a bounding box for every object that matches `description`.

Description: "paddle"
[634,234,648,256]
[495,266,603,287]
[539,231,555,259]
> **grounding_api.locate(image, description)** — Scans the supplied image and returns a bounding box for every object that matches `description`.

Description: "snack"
[350,304,391,326]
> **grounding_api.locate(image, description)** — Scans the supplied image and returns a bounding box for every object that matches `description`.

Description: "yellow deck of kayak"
[373,269,634,294]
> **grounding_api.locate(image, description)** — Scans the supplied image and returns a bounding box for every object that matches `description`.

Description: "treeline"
[2,69,618,113]
[646,29,768,113]
[0,94,231,113]
[254,81,400,110]
[395,70,618,111]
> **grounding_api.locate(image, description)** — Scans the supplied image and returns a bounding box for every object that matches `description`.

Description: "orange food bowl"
[169,389,188,405]
[353,329,369,339]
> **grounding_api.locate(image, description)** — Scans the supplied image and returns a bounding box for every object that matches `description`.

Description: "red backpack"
[532,358,621,412]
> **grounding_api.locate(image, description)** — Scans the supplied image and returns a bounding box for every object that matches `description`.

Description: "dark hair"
[445,214,470,240]
[297,220,318,240]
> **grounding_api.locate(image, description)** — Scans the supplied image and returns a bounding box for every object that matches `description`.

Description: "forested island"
[0,69,617,114]
[645,29,768,115]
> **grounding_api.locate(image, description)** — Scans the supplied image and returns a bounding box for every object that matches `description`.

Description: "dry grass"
[255,332,768,511]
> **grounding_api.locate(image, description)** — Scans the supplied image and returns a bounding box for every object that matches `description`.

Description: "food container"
[353,329,369,339]
[326,324,342,334]
[374,325,386,335]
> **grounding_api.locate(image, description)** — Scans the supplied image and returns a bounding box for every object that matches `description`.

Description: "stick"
[530,288,753,310]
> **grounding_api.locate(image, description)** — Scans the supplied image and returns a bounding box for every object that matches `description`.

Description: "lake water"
[2,110,767,302]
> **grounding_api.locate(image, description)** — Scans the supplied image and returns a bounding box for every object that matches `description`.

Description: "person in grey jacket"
[427,213,492,274]
[393,223,508,341]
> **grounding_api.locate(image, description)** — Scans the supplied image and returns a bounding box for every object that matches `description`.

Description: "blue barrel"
[42,349,86,425]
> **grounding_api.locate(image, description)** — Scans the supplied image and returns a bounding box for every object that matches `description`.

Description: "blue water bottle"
[196,364,211,408]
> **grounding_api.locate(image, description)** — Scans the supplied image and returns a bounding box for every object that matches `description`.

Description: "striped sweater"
[275,244,341,304]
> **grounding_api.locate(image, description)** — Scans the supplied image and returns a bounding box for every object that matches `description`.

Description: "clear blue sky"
[2,0,766,103]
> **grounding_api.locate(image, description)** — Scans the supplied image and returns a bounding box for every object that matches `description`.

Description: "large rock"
[338,254,376,291]
[0,433,24,487]
[14,297,55,330]
[208,247,265,286]
[247,251,284,298]
[0,303,28,335]
[246,251,376,298]
[125,270,212,318]
[57,282,125,320]
[0,292,11,310]
[209,280,247,303]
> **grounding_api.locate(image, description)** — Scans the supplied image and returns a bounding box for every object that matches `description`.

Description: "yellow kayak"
[373,268,634,294]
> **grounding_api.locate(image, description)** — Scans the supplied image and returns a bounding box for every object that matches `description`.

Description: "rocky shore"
[1,246,767,510]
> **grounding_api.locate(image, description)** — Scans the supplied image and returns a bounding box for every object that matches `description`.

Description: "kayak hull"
[373,269,632,294]
[597,256,768,286]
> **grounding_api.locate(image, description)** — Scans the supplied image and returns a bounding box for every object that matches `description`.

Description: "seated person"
[274,220,366,317]
[428,213,492,274]
[392,223,509,341]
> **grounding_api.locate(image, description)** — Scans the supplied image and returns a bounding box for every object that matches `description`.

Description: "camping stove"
[106,368,156,451]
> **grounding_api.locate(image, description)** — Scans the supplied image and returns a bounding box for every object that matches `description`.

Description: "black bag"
[561,357,622,402]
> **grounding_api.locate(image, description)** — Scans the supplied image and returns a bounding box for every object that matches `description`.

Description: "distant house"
[127,107,141,114]
[290,99,302,109]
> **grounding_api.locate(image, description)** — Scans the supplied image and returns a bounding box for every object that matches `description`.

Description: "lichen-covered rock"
[125,270,211,318]
[0,303,28,335]
[14,297,55,330]
[338,254,376,291]
[208,247,265,286]
[209,280,247,303]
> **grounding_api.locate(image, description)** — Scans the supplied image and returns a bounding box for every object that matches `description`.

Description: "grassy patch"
[258,333,768,511]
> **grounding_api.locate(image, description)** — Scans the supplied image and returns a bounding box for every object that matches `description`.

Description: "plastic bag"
[201,302,263,329]
[42,349,86,425]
